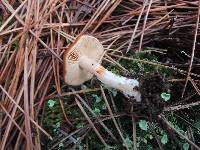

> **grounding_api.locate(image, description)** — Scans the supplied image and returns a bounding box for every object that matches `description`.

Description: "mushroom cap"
[63,35,104,85]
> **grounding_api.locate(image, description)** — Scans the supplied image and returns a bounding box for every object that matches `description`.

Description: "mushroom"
[63,35,141,102]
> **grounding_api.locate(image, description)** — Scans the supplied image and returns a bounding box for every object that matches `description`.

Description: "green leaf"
[78,145,83,150]
[92,94,101,103]
[48,99,56,107]
[143,138,147,144]
[194,114,200,129]
[93,108,101,115]
[59,143,64,148]
[76,122,84,129]
[183,143,189,150]
[55,122,60,128]
[161,134,168,144]
[111,90,117,97]
[139,120,148,131]
[161,92,171,101]
[101,104,107,110]
[194,121,200,129]
[149,134,153,139]
[123,136,133,148]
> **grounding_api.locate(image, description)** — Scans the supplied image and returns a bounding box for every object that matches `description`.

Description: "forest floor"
[1,0,200,150]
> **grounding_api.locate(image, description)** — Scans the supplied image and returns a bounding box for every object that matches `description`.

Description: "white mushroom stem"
[79,56,141,102]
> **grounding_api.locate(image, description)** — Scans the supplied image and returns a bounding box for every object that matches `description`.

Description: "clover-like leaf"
[183,143,189,150]
[93,108,101,115]
[161,92,171,101]
[55,122,60,128]
[161,134,168,144]
[92,94,101,103]
[149,134,153,139]
[48,99,56,107]
[139,120,148,131]
[123,136,133,148]
[76,122,84,129]
[78,145,83,150]
[59,143,64,148]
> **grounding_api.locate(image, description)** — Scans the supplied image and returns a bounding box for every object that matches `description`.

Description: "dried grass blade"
[75,98,108,148]
[159,115,200,150]
[182,0,200,97]
[0,85,52,140]
[100,86,130,150]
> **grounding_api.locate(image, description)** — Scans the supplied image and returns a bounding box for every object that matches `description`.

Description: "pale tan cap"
[63,35,104,85]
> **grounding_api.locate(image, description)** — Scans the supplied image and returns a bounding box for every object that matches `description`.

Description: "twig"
[159,115,200,150]
[100,86,130,150]
[182,0,200,97]
[75,98,109,148]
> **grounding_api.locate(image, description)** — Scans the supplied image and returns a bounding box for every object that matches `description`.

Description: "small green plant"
[139,120,148,131]
[109,66,121,75]
[48,99,56,107]
[123,136,133,149]
[92,94,102,103]
[58,143,64,150]
[194,114,200,129]
[93,107,101,115]
[183,143,189,150]
[161,92,171,101]
[161,133,168,144]
[92,94,106,115]
[76,122,85,129]
[77,144,84,150]
[43,99,63,134]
